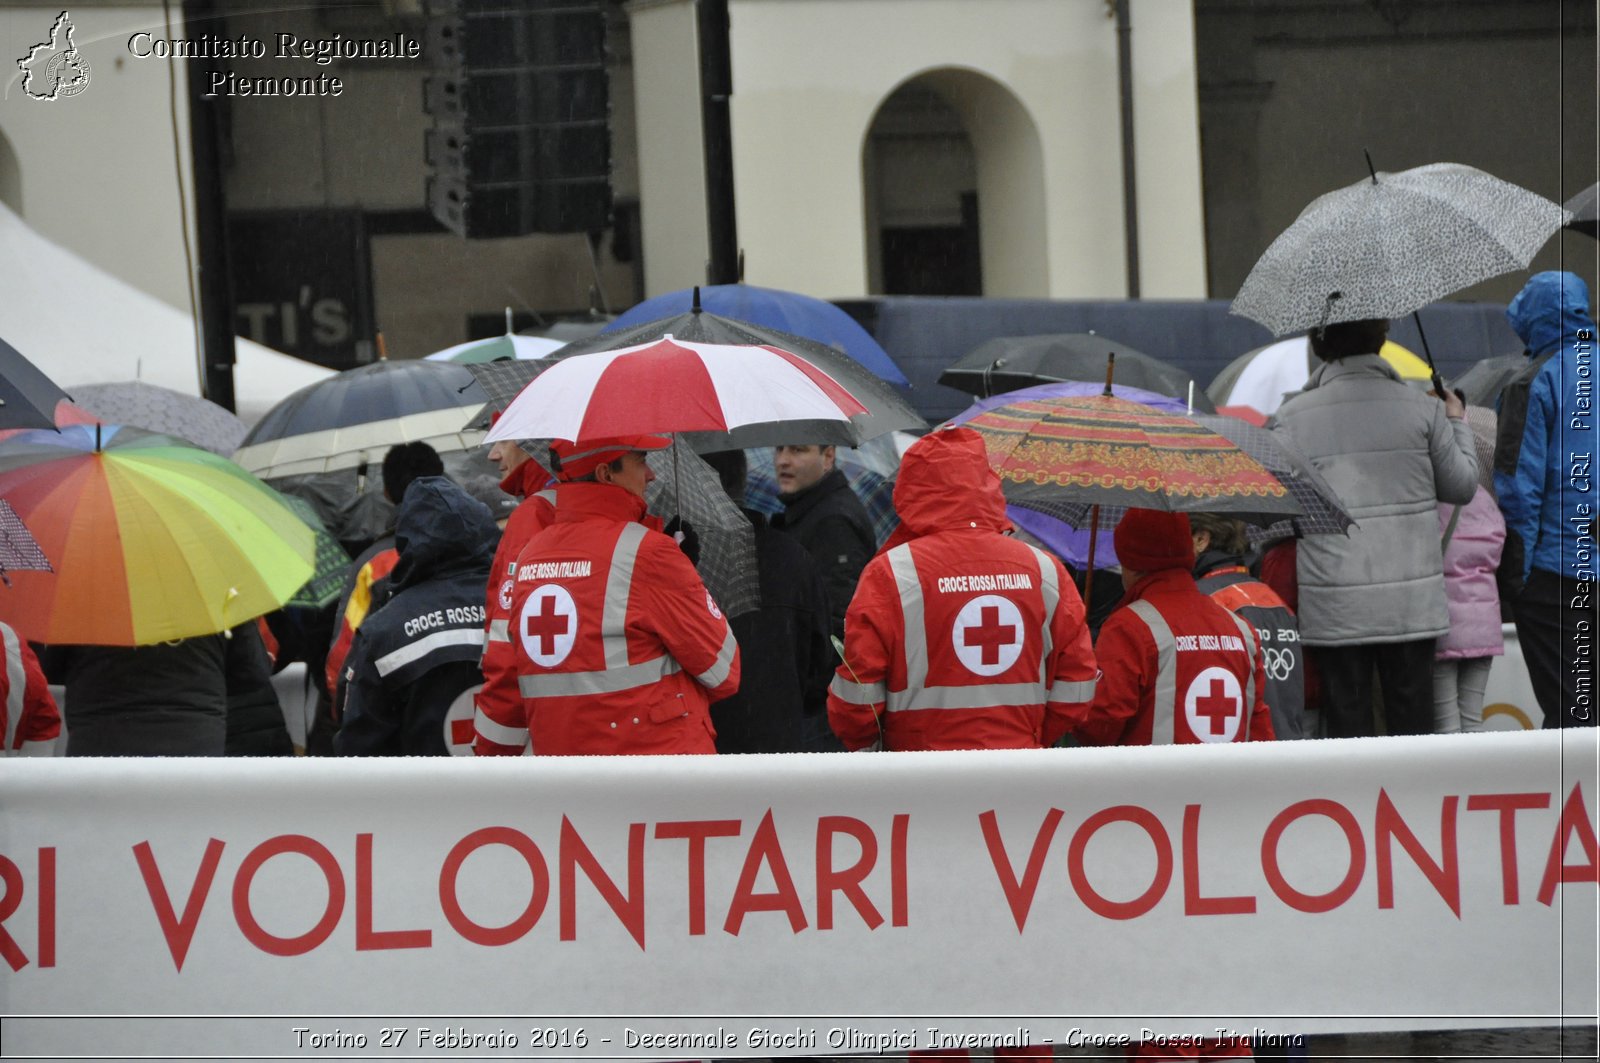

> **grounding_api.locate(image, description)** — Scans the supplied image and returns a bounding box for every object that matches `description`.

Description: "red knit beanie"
[1113,508,1195,573]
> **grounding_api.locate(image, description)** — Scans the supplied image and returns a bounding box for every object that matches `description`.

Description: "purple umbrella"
[948,381,1189,569]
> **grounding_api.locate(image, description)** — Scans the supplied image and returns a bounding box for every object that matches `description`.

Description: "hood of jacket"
[501,456,551,499]
[890,427,1012,540]
[390,475,500,591]
[1507,271,1593,357]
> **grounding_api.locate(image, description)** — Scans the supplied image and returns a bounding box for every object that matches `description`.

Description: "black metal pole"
[1114,0,1140,299]
[184,0,236,412]
[698,0,739,286]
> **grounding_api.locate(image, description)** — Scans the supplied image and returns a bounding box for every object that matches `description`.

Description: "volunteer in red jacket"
[1074,508,1274,750]
[828,426,1099,754]
[476,434,739,756]
[1,620,61,756]
[473,417,557,754]
[1073,509,1270,1063]
[830,429,1092,1061]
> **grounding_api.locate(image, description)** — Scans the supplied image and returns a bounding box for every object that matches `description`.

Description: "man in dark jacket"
[42,622,275,756]
[704,449,838,753]
[771,443,875,639]
[335,476,500,756]
[1190,513,1309,740]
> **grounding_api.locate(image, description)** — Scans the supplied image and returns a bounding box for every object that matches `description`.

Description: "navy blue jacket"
[335,477,500,755]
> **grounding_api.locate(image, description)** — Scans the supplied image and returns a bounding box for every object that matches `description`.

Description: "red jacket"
[828,429,1099,751]
[1074,568,1275,747]
[473,461,557,754]
[476,482,739,756]
[2,621,60,756]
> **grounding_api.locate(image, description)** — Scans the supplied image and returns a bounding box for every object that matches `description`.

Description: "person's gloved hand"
[664,516,700,566]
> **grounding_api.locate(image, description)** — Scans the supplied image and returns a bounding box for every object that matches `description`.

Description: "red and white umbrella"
[482,334,870,445]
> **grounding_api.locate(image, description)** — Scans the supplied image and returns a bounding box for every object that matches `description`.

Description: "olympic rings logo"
[1262,646,1298,682]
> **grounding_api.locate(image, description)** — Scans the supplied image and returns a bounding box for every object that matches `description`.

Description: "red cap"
[551,434,672,481]
[1113,508,1195,573]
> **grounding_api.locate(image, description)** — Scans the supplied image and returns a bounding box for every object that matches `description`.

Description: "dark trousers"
[1515,569,1597,729]
[1311,639,1436,737]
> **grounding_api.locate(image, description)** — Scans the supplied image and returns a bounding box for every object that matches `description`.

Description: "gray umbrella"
[939,332,1215,411]
[1230,162,1569,338]
[1453,352,1527,408]
[69,380,247,456]
[1565,182,1597,238]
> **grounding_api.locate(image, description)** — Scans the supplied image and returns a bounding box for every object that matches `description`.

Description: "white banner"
[1,730,1596,1058]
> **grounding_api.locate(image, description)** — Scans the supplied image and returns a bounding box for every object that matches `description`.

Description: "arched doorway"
[863,68,1047,298]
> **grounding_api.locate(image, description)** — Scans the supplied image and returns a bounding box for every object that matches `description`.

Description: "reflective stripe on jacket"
[474,474,557,756]
[494,482,738,756]
[1076,569,1275,747]
[1,621,60,756]
[827,429,1098,751]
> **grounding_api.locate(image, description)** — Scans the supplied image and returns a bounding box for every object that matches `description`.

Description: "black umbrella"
[939,332,1216,412]
[1565,182,1597,238]
[0,336,71,430]
[534,307,926,449]
[233,360,492,545]
[234,360,490,478]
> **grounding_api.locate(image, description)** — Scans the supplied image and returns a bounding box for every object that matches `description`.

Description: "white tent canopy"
[0,201,334,425]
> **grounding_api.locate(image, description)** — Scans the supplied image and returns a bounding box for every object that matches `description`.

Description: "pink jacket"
[1436,486,1506,660]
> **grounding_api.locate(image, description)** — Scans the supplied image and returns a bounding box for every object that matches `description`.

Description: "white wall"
[0,4,196,311]
[626,0,711,295]
[1130,0,1207,298]
[625,0,1208,301]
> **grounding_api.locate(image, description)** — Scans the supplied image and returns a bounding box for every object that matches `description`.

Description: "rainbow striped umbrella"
[0,424,315,645]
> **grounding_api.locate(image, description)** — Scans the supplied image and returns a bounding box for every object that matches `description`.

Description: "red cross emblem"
[517,585,578,667]
[524,596,569,655]
[951,594,1024,676]
[442,684,481,756]
[963,605,1017,665]
[1183,666,1243,742]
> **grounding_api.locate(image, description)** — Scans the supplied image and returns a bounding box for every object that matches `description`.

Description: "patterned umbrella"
[0,499,51,587]
[68,380,247,456]
[964,394,1302,526]
[1231,163,1568,338]
[0,424,315,645]
[275,492,352,609]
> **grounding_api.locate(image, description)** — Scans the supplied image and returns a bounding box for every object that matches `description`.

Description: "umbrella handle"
[1409,310,1448,398]
[1083,504,1100,609]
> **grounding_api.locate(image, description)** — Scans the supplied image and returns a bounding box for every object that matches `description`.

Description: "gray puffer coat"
[1271,353,1478,646]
